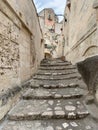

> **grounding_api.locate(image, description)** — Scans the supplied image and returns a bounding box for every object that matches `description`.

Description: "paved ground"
[0,59,98,130]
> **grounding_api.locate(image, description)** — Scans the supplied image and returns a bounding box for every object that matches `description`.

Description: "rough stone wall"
[0,0,44,120]
[63,0,98,64]
[0,0,44,91]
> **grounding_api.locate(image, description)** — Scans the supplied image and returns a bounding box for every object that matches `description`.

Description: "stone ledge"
[77,55,98,103]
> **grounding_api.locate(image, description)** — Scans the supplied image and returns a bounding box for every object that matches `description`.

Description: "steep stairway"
[1,59,98,130]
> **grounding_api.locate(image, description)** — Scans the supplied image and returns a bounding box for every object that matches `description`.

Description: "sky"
[33,0,67,21]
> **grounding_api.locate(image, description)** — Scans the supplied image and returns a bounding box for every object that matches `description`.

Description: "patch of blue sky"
[34,0,67,21]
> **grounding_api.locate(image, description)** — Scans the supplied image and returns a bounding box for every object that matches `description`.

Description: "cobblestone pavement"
[1,59,98,130]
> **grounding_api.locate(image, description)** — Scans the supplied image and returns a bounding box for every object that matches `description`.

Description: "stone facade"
[63,0,98,64]
[0,0,44,120]
[63,0,98,103]
[39,9,63,59]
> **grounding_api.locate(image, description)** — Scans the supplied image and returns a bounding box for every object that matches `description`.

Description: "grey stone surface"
[30,82,80,89]
[1,59,98,130]
[37,68,78,74]
[39,64,76,70]
[86,102,98,120]
[40,62,71,66]
[85,95,94,105]
[36,71,78,76]
[33,73,81,80]
[1,118,98,130]
[77,56,98,94]
[30,78,85,87]
[39,66,76,70]
[23,87,86,99]
[8,99,89,120]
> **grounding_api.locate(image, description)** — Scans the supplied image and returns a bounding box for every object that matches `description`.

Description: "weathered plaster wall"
[0,0,44,120]
[63,0,98,64]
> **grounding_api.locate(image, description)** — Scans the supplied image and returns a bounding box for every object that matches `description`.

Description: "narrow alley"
[1,0,98,130]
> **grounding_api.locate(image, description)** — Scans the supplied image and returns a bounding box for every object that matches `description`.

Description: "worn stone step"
[41,59,68,64]
[23,87,87,100]
[30,79,86,90]
[30,82,79,89]
[35,71,78,76]
[33,73,81,80]
[33,76,81,81]
[29,80,86,91]
[40,62,71,67]
[1,118,98,130]
[39,66,76,70]
[33,74,82,81]
[30,78,83,86]
[8,99,89,120]
[37,69,78,74]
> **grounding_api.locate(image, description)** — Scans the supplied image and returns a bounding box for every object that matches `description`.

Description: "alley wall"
[0,0,44,120]
[63,0,98,63]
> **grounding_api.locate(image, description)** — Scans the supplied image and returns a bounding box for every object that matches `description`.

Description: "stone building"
[63,0,98,63]
[63,0,98,103]
[0,0,44,120]
[39,8,63,59]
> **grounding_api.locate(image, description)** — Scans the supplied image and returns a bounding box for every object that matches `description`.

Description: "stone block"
[77,56,98,94]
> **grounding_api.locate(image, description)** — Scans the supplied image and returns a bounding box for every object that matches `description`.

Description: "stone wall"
[0,0,44,120]
[63,0,98,104]
[63,0,98,64]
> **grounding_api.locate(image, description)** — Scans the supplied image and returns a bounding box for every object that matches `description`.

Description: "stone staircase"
[1,59,98,130]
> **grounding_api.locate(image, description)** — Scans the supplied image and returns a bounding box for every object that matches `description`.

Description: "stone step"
[22,87,87,100]
[40,62,71,67]
[35,71,78,76]
[33,73,81,80]
[39,66,76,70]
[33,74,82,81]
[30,79,86,90]
[1,118,98,130]
[33,76,81,81]
[8,99,89,120]
[30,78,82,86]
[40,59,68,64]
[37,69,78,74]
[30,82,80,89]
